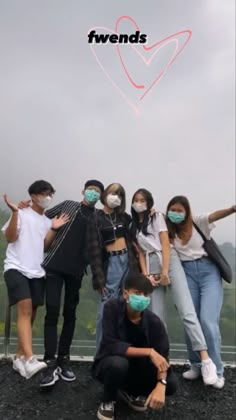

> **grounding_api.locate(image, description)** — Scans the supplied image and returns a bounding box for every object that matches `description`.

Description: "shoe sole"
[40,372,60,388]
[13,365,26,378]
[25,363,47,380]
[97,408,114,420]
[182,374,201,380]
[118,391,147,412]
[57,367,76,382]
[203,376,218,386]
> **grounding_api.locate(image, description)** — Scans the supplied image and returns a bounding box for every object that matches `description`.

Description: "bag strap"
[193,222,207,241]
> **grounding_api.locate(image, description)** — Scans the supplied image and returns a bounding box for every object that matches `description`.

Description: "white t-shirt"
[1,207,52,278]
[136,212,168,254]
[173,214,215,261]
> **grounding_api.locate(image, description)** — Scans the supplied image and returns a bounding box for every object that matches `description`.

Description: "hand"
[159,272,170,286]
[145,385,166,410]
[149,349,169,372]
[98,287,107,296]
[3,194,19,212]
[52,213,70,230]
[150,207,156,216]
[147,274,160,287]
[17,199,31,209]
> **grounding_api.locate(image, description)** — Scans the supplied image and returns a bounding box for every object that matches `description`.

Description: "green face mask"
[128,294,151,312]
[167,210,186,224]
[84,189,100,204]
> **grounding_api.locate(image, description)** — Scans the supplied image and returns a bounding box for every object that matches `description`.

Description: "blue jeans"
[182,257,224,376]
[148,249,208,352]
[96,253,129,351]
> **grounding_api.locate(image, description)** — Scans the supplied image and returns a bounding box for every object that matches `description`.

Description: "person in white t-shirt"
[166,195,236,390]
[130,189,218,387]
[1,180,69,380]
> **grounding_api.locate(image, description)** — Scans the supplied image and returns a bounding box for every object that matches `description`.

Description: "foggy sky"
[0,0,235,244]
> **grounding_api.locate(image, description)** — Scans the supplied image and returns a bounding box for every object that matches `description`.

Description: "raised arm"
[208,205,236,223]
[3,195,19,243]
[44,213,70,251]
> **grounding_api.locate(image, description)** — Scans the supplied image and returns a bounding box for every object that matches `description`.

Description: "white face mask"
[37,196,52,209]
[106,194,121,209]
[132,202,147,213]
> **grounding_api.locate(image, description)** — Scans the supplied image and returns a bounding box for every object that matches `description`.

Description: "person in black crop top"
[87,183,140,350]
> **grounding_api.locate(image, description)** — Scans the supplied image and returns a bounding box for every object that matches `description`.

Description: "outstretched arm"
[3,194,19,243]
[208,205,236,223]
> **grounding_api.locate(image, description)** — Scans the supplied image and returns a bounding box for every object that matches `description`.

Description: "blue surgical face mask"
[168,210,186,224]
[128,294,151,312]
[84,189,100,204]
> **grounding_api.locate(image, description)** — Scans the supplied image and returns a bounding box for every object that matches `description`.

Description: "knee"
[45,304,60,323]
[166,369,178,396]
[106,356,129,377]
[17,300,32,318]
[63,305,77,321]
[201,317,218,336]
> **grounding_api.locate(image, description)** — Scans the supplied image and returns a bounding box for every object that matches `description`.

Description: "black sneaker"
[40,362,59,388]
[118,390,147,412]
[97,402,115,420]
[57,357,76,382]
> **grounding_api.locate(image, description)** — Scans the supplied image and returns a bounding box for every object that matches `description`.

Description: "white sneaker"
[201,358,218,385]
[24,356,47,379]
[183,368,201,380]
[13,356,26,378]
[212,377,225,389]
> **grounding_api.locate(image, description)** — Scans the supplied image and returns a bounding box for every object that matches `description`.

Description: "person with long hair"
[130,188,218,387]
[166,196,236,389]
[87,183,139,350]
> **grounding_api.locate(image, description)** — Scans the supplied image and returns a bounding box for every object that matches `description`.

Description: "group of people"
[1,178,235,420]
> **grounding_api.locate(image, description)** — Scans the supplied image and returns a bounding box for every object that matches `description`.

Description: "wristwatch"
[157,379,167,386]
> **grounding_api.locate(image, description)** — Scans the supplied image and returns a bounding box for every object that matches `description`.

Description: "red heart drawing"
[89,16,192,114]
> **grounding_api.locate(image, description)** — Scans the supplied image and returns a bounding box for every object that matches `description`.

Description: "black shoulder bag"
[193,222,232,284]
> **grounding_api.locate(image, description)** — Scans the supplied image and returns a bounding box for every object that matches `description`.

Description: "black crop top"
[100,214,126,244]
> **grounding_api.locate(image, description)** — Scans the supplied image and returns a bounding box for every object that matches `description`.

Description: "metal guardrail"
[1,305,236,365]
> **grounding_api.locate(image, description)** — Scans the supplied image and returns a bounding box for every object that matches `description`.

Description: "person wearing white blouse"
[166,195,236,389]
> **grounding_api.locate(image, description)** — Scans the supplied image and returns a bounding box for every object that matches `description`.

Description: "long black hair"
[166,195,193,243]
[130,188,155,240]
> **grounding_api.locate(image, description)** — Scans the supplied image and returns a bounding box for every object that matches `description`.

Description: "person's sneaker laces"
[39,362,59,388]
[13,356,26,378]
[118,390,147,412]
[182,368,201,380]
[201,358,218,385]
[97,402,115,420]
[57,357,76,382]
[24,356,47,379]
[212,377,225,389]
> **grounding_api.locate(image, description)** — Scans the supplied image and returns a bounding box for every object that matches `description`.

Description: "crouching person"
[92,272,178,420]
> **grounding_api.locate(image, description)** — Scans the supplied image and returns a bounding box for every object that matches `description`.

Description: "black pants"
[95,355,178,402]
[44,270,82,361]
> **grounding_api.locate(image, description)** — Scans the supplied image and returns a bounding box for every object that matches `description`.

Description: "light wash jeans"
[95,253,129,351]
[182,257,224,376]
[148,248,208,352]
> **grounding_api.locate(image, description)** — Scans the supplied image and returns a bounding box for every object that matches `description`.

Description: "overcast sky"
[0,0,235,244]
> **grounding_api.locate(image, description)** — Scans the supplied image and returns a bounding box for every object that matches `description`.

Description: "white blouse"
[173,214,215,261]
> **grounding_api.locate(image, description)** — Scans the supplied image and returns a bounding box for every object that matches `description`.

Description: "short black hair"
[28,180,55,196]
[84,179,104,193]
[124,272,153,294]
